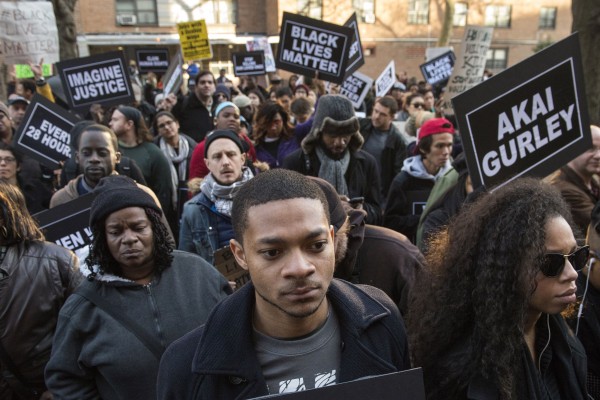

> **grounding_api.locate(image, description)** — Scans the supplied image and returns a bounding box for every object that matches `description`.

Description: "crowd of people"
[1,58,600,400]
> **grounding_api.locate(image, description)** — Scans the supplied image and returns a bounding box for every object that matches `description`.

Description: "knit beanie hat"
[204,129,245,157]
[89,175,161,227]
[233,94,251,109]
[214,101,239,118]
[215,84,231,101]
[116,106,142,123]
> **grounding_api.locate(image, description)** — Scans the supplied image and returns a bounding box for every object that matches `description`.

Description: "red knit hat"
[414,118,455,155]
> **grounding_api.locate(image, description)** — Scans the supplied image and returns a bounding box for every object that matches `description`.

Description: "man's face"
[0,113,12,142]
[214,106,241,132]
[277,95,292,113]
[569,127,600,178]
[371,102,394,131]
[77,130,121,187]
[195,74,216,100]
[231,198,335,333]
[205,138,246,185]
[108,110,131,137]
[321,132,352,160]
[422,133,454,169]
[8,103,27,128]
[0,149,19,181]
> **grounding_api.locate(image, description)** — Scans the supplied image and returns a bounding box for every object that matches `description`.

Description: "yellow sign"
[177,20,213,61]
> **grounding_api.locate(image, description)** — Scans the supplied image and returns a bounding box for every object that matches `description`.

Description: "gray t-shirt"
[254,309,342,394]
[362,128,388,163]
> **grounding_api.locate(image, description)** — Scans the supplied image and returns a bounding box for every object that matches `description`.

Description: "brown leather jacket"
[0,241,81,398]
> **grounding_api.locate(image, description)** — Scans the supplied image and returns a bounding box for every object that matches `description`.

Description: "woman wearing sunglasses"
[408,177,588,399]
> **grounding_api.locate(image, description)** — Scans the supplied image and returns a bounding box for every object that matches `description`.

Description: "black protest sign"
[452,33,590,190]
[251,369,425,400]
[339,71,373,109]
[420,50,455,86]
[33,193,96,255]
[162,51,184,95]
[343,13,365,77]
[232,51,266,76]
[136,48,170,73]
[56,51,135,112]
[276,12,353,84]
[13,94,80,169]
[375,60,395,97]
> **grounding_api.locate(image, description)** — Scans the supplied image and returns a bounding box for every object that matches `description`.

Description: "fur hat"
[301,95,362,153]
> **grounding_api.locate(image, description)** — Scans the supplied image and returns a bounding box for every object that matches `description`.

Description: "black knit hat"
[204,129,245,158]
[89,175,161,227]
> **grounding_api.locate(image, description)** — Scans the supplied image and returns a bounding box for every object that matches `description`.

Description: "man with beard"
[158,169,410,399]
[283,95,382,225]
[171,70,216,142]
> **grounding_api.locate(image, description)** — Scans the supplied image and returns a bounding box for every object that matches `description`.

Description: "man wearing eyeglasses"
[549,125,600,239]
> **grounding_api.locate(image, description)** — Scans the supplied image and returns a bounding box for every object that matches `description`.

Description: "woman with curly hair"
[253,101,299,169]
[408,178,588,399]
[45,176,230,400]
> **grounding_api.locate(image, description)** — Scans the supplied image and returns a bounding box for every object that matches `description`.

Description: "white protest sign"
[246,37,276,73]
[0,1,59,64]
[375,60,395,97]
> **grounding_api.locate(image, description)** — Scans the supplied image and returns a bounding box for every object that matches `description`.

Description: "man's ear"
[230,239,248,271]
[115,151,122,164]
[75,151,80,165]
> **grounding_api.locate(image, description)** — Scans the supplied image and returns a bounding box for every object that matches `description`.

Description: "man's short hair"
[290,97,313,116]
[232,169,330,244]
[19,79,36,94]
[79,124,119,153]
[376,96,398,115]
[195,70,215,84]
[275,86,293,99]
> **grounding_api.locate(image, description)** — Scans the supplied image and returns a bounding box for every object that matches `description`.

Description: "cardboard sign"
[56,51,135,112]
[246,37,276,73]
[276,12,353,84]
[15,63,53,79]
[339,71,373,109]
[136,48,170,73]
[33,193,96,260]
[420,50,455,87]
[251,369,425,400]
[162,51,184,95]
[232,51,266,76]
[343,13,365,77]
[452,33,591,190]
[441,26,493,115]
[0,1,60,64]
[213,246,250,290]
[177,20,213,61]
[375,60,395,97]
[13,94,80,169]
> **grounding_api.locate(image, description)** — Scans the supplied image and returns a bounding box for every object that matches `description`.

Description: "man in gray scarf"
[283,95,382,225]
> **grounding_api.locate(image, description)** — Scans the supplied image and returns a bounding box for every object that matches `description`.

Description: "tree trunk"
[51,0,79,61]
[572,0,600,126]
[437,0,454,47]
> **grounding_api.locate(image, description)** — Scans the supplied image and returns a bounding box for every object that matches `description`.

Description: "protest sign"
[135,48,170,73]
[426,46,453,61]
[213,246,250,290]
[15,63,53,79]
[162,51,184,95]
[375,60,395,97]
[251,369,425,400]
[0,1,59,64]
[441,26,493,114]
[339,71,373,109]
[13,94,80,169]
[232,51,266,76]
[177,20,213,61]
[34,193,96,261]
[343,13,365,77]
[276,12,353,84]
[246,37,276,72]
[452,33,591,190]
[56,51,134,112]
[420,50,455,87]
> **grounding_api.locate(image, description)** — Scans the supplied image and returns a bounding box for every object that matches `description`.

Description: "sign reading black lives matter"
[375,60,395,97]
[452,33,591,190]
[135,48,170,73]
[420,50,455,87]
[232,51,266,76]
[56,51,135,112]
[343,13,365,77]
[276,12,353,84]
[13,94,80,169]
[339,71,373,109]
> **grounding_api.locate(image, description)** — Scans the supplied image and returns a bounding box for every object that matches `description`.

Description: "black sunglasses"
[541,245,590,277]
[411,103,425,109]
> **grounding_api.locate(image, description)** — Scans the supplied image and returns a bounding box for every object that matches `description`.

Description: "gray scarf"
[200,167,254,216]
[315,146,350,196]
[159,136,190,209]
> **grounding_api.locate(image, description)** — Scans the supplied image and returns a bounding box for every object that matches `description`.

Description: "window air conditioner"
[117,14,137,26]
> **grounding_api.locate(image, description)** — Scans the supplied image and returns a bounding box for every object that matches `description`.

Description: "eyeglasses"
[411,103,425,109]
[541,245,590,277]
[0,156,16,164]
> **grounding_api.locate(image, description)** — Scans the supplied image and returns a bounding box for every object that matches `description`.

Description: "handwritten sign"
[343,13,365,77]
[177,20,213,61]
[15,63,53,79]
[213,246,250,290]
[339,71,373,109]
[56,51,135,112]
[232,51,266,76]
[375,60,395,97]
[136,48,169,73]
[276,12,353,84]
[420,50,455,87]
[452,33,591,190]
[13,94,80,169]
[246,37,276,73]
[0,1,59,64]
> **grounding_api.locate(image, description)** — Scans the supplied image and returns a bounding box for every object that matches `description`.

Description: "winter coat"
[255,136,300,169]
[157,279,411,400]
[171,93,214,143]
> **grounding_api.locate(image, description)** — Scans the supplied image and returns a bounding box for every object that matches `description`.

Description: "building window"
[197,1,237,24]
[485,5,511,28]
[353,0,376,24]
[486,48,508,70]
[453,2,468,27]
[116,0,157,25]
[408,0,429,25]
[297,0,322,19]
[539,7,557,29]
